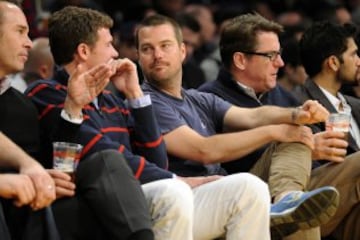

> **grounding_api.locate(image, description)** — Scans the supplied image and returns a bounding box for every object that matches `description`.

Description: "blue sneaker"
[270,186,339,240]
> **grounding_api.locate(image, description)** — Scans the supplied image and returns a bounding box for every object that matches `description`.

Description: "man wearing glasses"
[137,14,340,240]
[198,13,344,240]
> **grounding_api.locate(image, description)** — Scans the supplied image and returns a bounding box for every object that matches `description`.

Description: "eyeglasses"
[241,49,282,62]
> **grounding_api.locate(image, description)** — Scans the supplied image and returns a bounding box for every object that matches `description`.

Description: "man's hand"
[64,63,113,117]
[312,131,348,162]
[19,162,56,210]
[272,124,315,149]
[0,174,36,207]
[110,58,143,99]
[294,100,329,125]
[176,175,222,188]
[47,169,76,199]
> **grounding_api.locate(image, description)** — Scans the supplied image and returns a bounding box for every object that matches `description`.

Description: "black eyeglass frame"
[241,48,283,61]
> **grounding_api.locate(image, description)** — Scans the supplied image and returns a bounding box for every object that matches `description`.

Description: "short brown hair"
[48,6,113,65]
[135,14,183,49]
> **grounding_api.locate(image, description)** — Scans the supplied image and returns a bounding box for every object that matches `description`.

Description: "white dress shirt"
[319,86,360,148]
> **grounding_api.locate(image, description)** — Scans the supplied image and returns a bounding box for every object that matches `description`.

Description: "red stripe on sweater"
[26,84,47,97]
[134,135,163,148]
[82,134,102,156]
[83,105,95,110]
[118,145,125,153]
[100,107,119,114]
[38,104,55,120]
[100,107,130,115]
[135,157,145,179]
[55,84,65,90]
[101,127,129,133]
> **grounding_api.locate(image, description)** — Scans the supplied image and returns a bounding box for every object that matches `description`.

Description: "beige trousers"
[250,142,320,240]
[251,142,360,240]
[309,151,360,240]
[142,173,271,240]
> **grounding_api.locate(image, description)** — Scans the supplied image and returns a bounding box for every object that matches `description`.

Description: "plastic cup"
[53,142,83,177]
[325,113,351,140]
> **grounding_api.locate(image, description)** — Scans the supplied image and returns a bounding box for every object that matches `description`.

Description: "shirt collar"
[0,77,12,95]
[319,86,351,113]
[236,81,265,101]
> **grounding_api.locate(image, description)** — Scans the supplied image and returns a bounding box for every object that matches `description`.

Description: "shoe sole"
[270,188,339,240]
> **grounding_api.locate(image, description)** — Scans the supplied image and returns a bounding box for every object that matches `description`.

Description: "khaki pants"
[250,142,321,240]
[309,151,360,240]
[250,142,312,198]
[251,142,360,240]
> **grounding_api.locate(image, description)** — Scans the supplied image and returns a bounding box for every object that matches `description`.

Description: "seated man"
[0,2,155,239]
[136,14,340,239]
[26,6,276,240]
[199,14,360,240]
[295,21,360,240]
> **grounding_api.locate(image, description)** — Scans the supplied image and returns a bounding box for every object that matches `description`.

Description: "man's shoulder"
[197,79,219,93]
[344,94,360,106]
[25,79,63,94]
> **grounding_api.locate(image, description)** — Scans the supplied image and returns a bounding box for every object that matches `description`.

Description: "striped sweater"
[25,69,172,184]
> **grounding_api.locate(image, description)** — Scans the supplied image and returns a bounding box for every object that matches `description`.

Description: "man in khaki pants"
[200,14,360,240]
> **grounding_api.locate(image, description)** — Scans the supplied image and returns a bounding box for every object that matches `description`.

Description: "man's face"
[337,38,360,84]
[0,3,32,77]
[86,28,118,69]
[285,64,307,86]
[137,23,185,85]
[242,31,284,93]
[182,26,200,60]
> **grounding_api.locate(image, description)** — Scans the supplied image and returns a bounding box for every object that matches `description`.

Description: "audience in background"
[277,37,307,92]
[11,37,54,92]
[175,13,205,89]
[185,4,221,82]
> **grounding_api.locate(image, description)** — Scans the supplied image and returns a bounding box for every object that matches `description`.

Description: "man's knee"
[80,150,131,174]
[144,179,193,220]
[225,173,270,202]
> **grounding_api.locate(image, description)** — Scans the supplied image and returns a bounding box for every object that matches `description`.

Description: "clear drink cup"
[325,113,351,141]
[53,142,83,179]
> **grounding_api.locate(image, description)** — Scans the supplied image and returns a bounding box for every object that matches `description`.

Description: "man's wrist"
[124,87,144,100]
[61,109,83,124]
[291,106,302,124]
[63,97,83,120]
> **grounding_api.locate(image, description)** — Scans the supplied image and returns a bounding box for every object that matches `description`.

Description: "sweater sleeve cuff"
[128,95,151,109]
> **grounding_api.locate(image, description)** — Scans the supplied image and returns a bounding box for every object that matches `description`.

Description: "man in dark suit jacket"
[199,16,360,240]
[295,79,360,154]
[293,21,360,240]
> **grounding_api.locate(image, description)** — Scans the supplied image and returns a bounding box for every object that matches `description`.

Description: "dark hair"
[48,6,113,65]
[219,13,283,69]
[175,13,201,33]
[300,21,357,78]
[135,14,183,49]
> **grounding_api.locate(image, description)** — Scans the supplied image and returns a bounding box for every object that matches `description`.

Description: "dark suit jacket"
[293,79,360,154]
